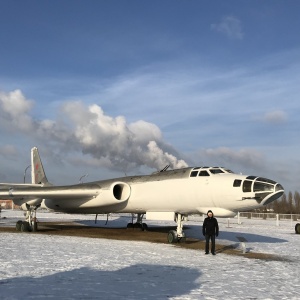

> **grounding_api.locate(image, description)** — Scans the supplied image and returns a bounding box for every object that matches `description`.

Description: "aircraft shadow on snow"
[185,224,288,244]
[0,264,201,299]
[76,219,288,244]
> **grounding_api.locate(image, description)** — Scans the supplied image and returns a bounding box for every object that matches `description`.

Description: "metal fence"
[239,212,300,221]
[195,212,300,228]
[232,212,300,228]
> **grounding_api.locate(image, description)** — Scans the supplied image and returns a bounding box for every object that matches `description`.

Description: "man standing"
[202,210,219,255]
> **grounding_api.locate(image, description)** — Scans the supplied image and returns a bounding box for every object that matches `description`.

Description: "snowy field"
[0,210,299,300]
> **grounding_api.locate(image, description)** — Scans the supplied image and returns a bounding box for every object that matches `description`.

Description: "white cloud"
[262,110,288,124]
[211,16,244,40]
[198,147,265,170]
[0,145,18,158]
[64,101,188,170]
[0,89,34,131]
[0,89,188,171]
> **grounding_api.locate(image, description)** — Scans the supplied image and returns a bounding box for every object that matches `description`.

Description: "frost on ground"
[0,210,299,299]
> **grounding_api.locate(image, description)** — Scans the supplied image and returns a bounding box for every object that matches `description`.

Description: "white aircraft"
[0,147,284,242]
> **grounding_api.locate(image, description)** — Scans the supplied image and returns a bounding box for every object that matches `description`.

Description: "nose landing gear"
[16,203,40,232]
[167,213,187,243]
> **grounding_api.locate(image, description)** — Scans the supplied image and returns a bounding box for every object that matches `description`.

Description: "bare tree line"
[262,191,300,214]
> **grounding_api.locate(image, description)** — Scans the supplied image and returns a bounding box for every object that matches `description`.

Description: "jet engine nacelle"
[95,181,131,206]
[43,181,131,212]
[75,181,131,210]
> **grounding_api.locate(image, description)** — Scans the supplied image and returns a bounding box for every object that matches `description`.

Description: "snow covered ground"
[0,210,299,299]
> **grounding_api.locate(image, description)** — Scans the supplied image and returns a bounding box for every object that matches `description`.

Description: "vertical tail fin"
[31,147,49,185]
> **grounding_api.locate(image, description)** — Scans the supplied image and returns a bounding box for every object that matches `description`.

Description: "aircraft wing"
[0,184,100,201]
[0,183,43,188]
[0,181,130,210]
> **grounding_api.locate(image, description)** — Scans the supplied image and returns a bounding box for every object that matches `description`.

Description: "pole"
[237,212,241,225]
[24,165,31,183]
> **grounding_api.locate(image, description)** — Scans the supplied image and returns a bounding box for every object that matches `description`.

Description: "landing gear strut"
[167,213,187,243]
[16,204,40,232]
[127,213,148,231]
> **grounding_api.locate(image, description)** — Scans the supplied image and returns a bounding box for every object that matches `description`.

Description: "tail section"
[31,147,50,185]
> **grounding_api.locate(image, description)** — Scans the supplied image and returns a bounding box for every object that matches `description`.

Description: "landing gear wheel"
[142,223,148,231]
[21,221,31,232]
[167,230,178,243]
[127,223,134,229]
[295,223,300,234]
[178,236,186,243]
[16,220,22,231]
[32,222,38,232]
[133,223,141,229]
[127,222,148,231]
[133,223,145,231]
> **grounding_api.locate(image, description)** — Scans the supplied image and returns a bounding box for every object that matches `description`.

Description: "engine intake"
[112,182,131,201]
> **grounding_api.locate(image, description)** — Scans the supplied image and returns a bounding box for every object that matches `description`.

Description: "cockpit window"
[190,166,234,177]
[190,171,198,177]
[209,168,224,174]
[254,182,274,192]
[243,180,252,192]
[233,179,242,187]
[275,184,284,191]
[256,177,277,185]
[199,171,210,176]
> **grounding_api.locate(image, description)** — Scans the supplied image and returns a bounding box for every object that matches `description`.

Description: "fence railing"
[194,212,300,228]
[239,212,300,221]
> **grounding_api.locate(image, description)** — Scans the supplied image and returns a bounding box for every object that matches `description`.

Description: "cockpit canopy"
[242,176,284,193]
[189,167,284,205]
[190,167,233,177]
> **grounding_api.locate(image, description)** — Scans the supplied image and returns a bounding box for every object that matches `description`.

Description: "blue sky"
[0,0,299,193]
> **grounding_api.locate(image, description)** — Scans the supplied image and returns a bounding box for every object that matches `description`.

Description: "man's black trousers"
[205,234,215,253]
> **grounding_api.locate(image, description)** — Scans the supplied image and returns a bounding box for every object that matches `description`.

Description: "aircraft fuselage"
[41,167,284,217]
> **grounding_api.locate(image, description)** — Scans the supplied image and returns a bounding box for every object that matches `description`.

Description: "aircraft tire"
[178,236,186,243]
[295,223,300,234]
[133,223,144,231]
[32,222,38,232]
[142,223,148,231]
[167,230,178,243]
[16,220,22,231]
[21,221,30,232]
[127,223,134,229]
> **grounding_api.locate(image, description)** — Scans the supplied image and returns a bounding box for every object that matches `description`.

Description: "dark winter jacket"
[202,216,219,236]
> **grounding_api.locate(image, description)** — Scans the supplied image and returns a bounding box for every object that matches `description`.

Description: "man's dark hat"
[207,210,213,215]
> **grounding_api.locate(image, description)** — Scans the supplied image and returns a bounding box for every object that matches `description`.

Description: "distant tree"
[294,191,300,215]
[239,190,300,214]
[288,191,294,214]
[279,193,288,213]
[272,196,280,213]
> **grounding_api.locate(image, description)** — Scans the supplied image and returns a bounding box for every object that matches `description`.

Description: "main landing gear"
[16,204,41,232]
[126,213,148,231]
[126,212,187,243]
[167,213,187,243]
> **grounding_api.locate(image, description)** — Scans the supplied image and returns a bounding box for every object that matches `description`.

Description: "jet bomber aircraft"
[0,147,284,243]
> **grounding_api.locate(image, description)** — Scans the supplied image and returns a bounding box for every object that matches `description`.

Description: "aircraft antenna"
[159,165,170,172]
